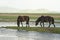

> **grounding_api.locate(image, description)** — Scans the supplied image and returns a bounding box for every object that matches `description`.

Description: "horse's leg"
[26,22,27,27]
[52,21,55,27]
[52,23,55,27]
[40,22,42,27]
[48,22,51,27]
[51,18,55,27]
[17,21,20,27]
[17,21,20,31]
[53,24,55,27]
[26,21,29,27]
[28,22,30,27]
[21,22,23,27]
[43,22,44,27]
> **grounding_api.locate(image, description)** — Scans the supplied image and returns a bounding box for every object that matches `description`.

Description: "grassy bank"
[0,13,60,22]
[2,26,60,34]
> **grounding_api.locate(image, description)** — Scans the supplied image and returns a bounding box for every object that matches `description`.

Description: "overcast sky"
[0,0,60,12]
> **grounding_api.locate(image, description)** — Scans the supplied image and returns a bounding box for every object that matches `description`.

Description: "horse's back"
[17,16,29,22]
[40,16,54,22]
[23,16,29,19]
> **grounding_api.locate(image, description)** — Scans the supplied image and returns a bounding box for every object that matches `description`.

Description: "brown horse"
[17,16,29,27]
[35,16,55,27]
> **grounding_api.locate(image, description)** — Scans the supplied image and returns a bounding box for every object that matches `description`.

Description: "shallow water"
[0,28,60,40]
[0,22,60,27]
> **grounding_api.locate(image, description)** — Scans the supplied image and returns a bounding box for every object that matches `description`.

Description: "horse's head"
[35,21,39,26]
[35,17,41,26]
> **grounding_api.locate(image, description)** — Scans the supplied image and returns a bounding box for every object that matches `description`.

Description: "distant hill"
[19,9,58,13]
[0,7,59,13]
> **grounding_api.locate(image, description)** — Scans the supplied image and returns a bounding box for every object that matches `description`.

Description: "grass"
[2,26,60,34]
[0,15,60,22]
[0,13,60,22]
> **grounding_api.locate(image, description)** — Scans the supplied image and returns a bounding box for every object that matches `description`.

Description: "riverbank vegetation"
[2,26,60,34]
[0,13,60,22]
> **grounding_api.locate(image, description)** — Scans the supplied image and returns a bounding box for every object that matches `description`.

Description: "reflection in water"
[16,30,60,40]
[0,28,60,40]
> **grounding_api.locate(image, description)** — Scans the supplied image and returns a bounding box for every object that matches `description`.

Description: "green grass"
[0,16,60,22]
[0,16,17,22]
[55,18,60,20]
[2,26,60,34]
[0,13,60,22]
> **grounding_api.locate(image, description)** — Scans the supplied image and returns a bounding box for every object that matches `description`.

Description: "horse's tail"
[52,17,54,24]
[17,20,19,27]
[17,18,20,27]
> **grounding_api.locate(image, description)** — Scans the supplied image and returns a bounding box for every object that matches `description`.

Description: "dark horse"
[35,16,55,27]
[17,16,29,27]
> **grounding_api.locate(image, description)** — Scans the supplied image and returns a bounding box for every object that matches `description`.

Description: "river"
[0,28,60,40]
[0,21,60,40]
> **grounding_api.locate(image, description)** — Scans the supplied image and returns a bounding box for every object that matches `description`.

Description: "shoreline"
[1,27,60,34]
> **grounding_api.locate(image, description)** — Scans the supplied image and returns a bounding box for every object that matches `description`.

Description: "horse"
[17,16,29,27]
[35,16,55,27]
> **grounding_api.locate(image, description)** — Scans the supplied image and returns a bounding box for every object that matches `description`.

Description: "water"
[0,22,60,40]
[0,28,60,40]
[0,22,60,27]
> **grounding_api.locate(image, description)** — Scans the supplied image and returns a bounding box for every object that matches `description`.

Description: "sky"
[0,0,60,12]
